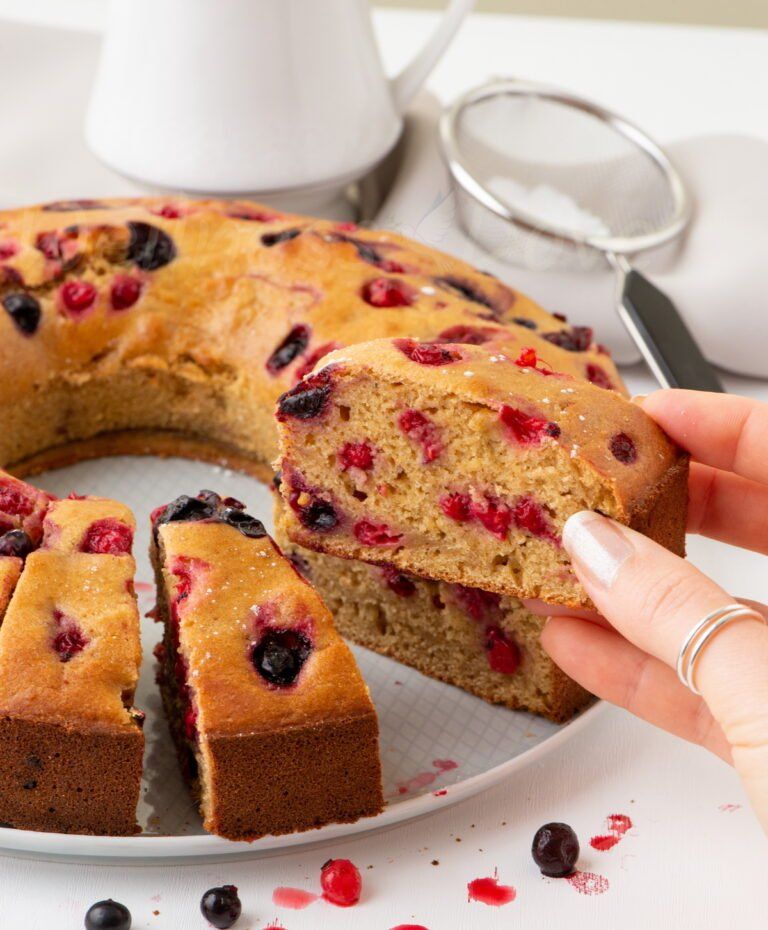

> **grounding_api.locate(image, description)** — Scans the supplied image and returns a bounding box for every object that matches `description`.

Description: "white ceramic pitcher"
[86,0,474,200]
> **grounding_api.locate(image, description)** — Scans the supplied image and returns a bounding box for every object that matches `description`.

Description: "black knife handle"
[617,268,724,393]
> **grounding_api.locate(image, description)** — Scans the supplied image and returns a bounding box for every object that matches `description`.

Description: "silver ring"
[676,603,767,695]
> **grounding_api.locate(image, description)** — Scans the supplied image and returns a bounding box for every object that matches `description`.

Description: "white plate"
[0,456,603,861]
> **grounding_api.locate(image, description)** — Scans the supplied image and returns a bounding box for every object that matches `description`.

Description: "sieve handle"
[614,264,725,393]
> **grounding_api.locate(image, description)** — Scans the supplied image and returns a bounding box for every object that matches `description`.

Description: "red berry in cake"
[398,409,443,463]
[433,275,494,311]
[0,529,34,558]
[252,629,312,686]
[436,324,500,345]
[0,480,35,517]
[512,496,557,542]
[543,325,593,352]
[60,279,97,317]
[277,368,333,421]
[354,520,403,547]
[266,324,311,375]
[339,441,375,471]
[81,518,134,555]
[610,432,638,464]
[320,858,362,907]
[586,363,614,390]
[151,203,184,219]
[35,230,65,260]
[361,277,416,308]
[0,241,17,260]
[394,338,461,366]
[126,221,177,270]
[200,885,242,929]
[532,822,580,877]
[261,228,301,246]
[2,292,41,335]
[471,497,513,540]
[84,899,132,930]
[52,614,89,663]
[453,585,501,621]
[293,342,341,383]
[499,405,560,444]
[440,491,472,523]
[381,564,416,598]
[110,275,143,311]
[484,626,520,675]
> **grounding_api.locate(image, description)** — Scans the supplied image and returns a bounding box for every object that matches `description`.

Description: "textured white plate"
[0,456,602,861]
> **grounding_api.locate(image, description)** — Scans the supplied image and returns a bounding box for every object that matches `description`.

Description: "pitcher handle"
[389,0,476,113]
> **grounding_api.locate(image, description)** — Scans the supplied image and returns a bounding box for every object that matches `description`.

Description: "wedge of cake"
[0,492,144,835]
[151,490,383,841]
[275,339,688,608]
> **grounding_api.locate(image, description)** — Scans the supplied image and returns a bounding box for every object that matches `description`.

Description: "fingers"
[641,390,768,485]
[521,598,609,626]
[686,462,768,555]
[541,616,731,761]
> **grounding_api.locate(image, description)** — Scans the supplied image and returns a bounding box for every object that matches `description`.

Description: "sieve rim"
[439,78,692,257]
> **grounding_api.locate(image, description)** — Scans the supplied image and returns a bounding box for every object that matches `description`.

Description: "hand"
[526,390,768,833]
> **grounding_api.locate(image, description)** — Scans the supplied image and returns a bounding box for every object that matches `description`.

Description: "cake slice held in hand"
[275,339,688,608]
[151,490,383,841]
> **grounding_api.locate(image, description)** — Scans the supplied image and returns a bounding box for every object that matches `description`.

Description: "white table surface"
[0,5,766,928]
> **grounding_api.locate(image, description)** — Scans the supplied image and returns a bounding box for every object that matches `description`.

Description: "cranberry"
[543,326,593,352]
[532,822,580,877]
[0,481,34,516]
[200,885,241,929]
[84,899,131,930]
[585,363,613,389]
[52,612,89,662]
[513,347,557,376]
[276,368,332,420]
[433,275,494,310]
[398,409,442,463]
[440,492,472,523]
[0,241,17,261]
[110,275,142,311]
[266,324,311,375]
[293,342,340,383]
[151,204,183,219]
[320,858,362,907]
[60,280,97,316]
[2,292,41,335]
[252,628,312,686]
[126,221,176,270]
[512,496,555,541]
[471,498,512,540]
[436,324,499,345]
[485,626,520,674]
[361,277,415,308]
[81,519,134,555]
[228,207,280,222]
[381,564,416,598]
[0,529,34,558]
[339,441,375,471]
[394,338,461,366]
[184,704,198,741]
[610,432,638,464]
[499,405,560,444]
[261,228,301,246]
[512,316,538,330]
[35,231,64,260]
[453,585,501,621]
[354,520,402,547]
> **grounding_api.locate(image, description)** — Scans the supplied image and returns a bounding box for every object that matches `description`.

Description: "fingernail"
[630,394,647,405]
[562,511,634,590]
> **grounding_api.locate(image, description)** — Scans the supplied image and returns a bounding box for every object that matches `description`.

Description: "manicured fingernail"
[562,511,633,590]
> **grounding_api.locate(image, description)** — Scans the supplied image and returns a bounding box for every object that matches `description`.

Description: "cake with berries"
[275,518,590,722]
[0,198,621,481]
[275,339,687,608]
[0,486,144,835]
[151,490,383,841]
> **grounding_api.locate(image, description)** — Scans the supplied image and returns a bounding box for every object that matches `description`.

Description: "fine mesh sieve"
[439,79,723,392]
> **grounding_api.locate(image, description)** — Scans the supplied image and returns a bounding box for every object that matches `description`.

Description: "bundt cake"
[0,483,144,835]
[151,490,383,841]
[275,339,687,608]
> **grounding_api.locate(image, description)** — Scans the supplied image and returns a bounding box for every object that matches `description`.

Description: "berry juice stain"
[590,812,633,852]
[467,874,516,906]
[393,759,459,796]
[566,871,610,895]
[271,888,318,910]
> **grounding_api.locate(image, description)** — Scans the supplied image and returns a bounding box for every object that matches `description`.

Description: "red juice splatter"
[467,874,516,906]
[433,759,458,772]
[718,803,741,813]
[393,759,459,796]
[134,581,153,593]
[566,871,610,895]
[433,789,447,797]
[272,888,319,910]
[390,926,430,930]
[265,924,287,930]
[590,834,620,852]
[590,812,633,851]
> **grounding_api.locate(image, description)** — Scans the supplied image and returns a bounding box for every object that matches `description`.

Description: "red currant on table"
[320,858,362,907]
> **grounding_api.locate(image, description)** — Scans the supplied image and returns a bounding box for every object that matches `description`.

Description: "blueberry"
[512,316,537,330]
[155,495,215,527]
[294,497,338,532]
[0,530,34,558]
[532,822,580,877]
[126,221,176,270]
[252,629,312,686]
[433,275,494,310]
[276,369,332,421]
[266,323,311,374]
[200,885,242,929]
[542,326,593,352]
[3,292,41,335]
[220,508,266,539]
[84,899,131,930]
[261,228,301,247]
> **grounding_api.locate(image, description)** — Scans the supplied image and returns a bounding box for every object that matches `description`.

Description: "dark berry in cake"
[0,241,17,260]
[2,292,41,335]
[276,369,332,421]
[586,363,614,390]
[292,494,339,533]
[110,275,143,311]
[542,326,593,352]
[512,496,556,542]
[126,221,176,270]
[155,494,216,528]
[484,626,520,675]
[436,324,499,345]
[81,519,134,555]
[35,230,66,260]
[252,629,312,686]
[220,508,266,539]
[266,324,311,374]
[293,341,340,383]
[380,564,416,598]
[200,885,242,929]
[321,858,362,907]
[453,585,501,622]
[261,228,301,247]
[394,338,461,366]
[361,277,415,308]
[84,899,131,930]
[433,275,494,310]
[52,615,89,663]
[610,432,638,464]
[532,822,580,877]
[0,529,34,558]
[60,280,97,316]
[512,316,538,330]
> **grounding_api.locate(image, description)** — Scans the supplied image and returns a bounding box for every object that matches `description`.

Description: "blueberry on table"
[84,899,131,930]
[531,822,580,877]
[200,885,242,928]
